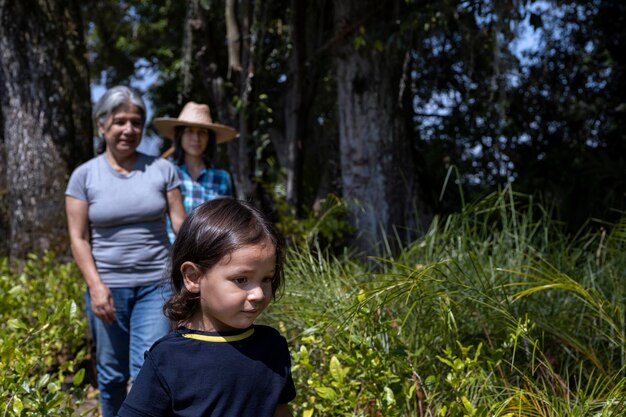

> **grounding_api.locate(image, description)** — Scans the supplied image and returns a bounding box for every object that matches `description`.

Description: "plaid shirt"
[167,164,233,243]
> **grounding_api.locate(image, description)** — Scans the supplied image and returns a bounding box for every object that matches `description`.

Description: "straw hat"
[153,102,237,144]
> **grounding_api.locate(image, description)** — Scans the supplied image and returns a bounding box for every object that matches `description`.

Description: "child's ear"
[180,261,203,293]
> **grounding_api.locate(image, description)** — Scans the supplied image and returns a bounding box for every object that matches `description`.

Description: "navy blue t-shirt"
[118,325,296,417]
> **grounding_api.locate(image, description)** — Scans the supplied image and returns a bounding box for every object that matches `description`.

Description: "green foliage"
[2,191,625,416]
[263,189,626,416]
[274,193,354,251]
[292,305,416,416]
[0,253,89,416]
[434,341,490,416]
[84,0,186,87]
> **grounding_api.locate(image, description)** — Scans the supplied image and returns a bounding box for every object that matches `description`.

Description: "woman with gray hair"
[65,85,186,417]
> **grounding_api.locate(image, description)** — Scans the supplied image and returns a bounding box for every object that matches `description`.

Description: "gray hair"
[92,86,147,136]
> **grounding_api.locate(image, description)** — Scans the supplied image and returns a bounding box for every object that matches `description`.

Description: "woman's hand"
[88,282,116,324]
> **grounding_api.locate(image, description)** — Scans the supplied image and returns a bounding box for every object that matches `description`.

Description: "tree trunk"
[334,0,426,256]
[180,0,216,106]
[225,0,242,75]
[281,0,308,213]
[277,0,330,216]
[225,0,255,201]
[0,101,7,256]
[180,0,200,105]
[0,0,92,259]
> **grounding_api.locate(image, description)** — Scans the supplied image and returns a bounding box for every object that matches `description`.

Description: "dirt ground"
[75,386,100,416]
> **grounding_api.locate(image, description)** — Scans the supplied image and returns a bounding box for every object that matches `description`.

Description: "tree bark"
[225,0,242,75]
[0,106,7,256]
[226,0,255,202]
[180,0,217,106]
[0,0,92,259]
[283,0,305,211]
[180,0,199,105]
[276,0,331,215]
[334,0,426,255]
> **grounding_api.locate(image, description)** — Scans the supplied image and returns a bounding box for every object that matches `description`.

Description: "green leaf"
[13,396,23,413]
[436,355,455,368]
[329,355,345,383]
[383,386,395,406]
[38,308,48,322]
[299,345,310,365]
[461,396,474,414]
[353,36,366,49]
[315,386,337,401]
[38,373,51,388]
[68,301,78,320]
[9,285,23,295]
[7,318,27,330]
[46,392,65,409]
[73,368,85,386]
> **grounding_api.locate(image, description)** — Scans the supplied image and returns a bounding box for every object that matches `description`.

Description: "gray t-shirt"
[65,152,181,287]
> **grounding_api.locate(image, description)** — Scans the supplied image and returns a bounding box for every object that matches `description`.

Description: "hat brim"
[152,118,238,144]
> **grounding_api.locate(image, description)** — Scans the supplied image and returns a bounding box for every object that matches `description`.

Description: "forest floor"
[75,386,100,416]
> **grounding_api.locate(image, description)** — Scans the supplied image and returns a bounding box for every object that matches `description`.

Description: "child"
[117,198,296,417]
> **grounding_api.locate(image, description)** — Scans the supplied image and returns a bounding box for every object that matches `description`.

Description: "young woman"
[153,102,237,242]
[65,85,187,417]
[118,198,295,417]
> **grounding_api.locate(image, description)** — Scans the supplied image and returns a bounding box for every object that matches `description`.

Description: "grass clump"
[265,188,626,416]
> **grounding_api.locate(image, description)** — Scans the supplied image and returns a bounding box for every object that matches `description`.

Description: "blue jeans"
[86,283,172,417]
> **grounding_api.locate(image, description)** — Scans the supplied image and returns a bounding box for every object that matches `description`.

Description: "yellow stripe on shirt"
[182,328,255,343]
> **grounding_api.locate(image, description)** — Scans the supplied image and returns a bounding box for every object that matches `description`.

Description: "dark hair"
[93,85,146,154]
[164,198,286,325]
[171,126,217,168]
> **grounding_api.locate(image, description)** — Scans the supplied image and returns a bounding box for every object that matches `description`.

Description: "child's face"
[182,241,276,332]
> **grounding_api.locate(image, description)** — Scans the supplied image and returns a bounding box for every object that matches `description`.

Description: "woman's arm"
[65,196,116,324]
[166,188,186,235]
[273,404,293,417]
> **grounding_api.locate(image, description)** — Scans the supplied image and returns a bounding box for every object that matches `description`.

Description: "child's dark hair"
[164,198,285,325]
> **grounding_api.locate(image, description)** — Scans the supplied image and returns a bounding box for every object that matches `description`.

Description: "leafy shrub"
[0,253,89,416]
[274,193,354,251]
[292,302,417,416]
